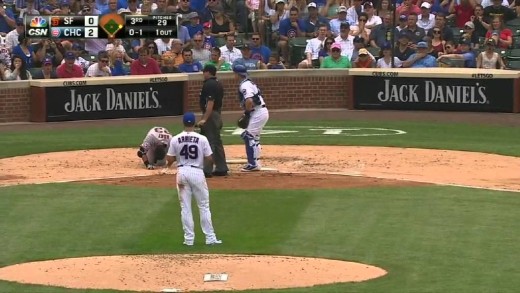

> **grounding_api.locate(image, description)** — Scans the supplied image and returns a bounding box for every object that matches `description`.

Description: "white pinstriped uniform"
[167,130,220,245]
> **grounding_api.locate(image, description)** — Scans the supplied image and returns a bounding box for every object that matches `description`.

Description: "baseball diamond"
[1,109,520,293]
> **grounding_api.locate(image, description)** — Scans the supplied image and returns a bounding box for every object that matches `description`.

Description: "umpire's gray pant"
[200,111,229,174]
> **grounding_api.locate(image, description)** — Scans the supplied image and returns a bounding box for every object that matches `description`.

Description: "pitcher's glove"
[237,112,250,129]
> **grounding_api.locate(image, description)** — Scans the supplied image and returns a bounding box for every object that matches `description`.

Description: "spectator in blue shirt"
[202,22,216,50]
[278,7,306,63]
[402,41,438,68]
[0,0,16,34]
[249,32,271,64]
[186,12,203,38]
[100,0,118,15]
[437,39,477,68]
[178,48,203,72]
[178,25,192,44]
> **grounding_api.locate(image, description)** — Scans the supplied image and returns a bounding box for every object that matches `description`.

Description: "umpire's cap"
[232,64,248,76]
[183,112,196,126]
[203,64,217,75]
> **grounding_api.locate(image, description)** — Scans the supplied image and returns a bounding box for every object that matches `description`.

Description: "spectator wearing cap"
[403,13,426,44]
[12,35,36,68]
[360,2,381,30]
[219,34,242,64]
[402,41,437,68]
[320,42,351,68]
[330,5,349,36]
[346,0,363,26]
[304,2,330,38]
[202,22,217,50]
[130,47,162,75]
[352,48,374,68]
[298,23,328,68]
[437,38,476,68]
[396,0,421,20]
[376,42,403,68]
[233,42,266,70]
[268,0,290,42]
[151,0,169,15]
[476,38,505,69]
[56,51,85,78]
[461,21,479,49]
[369,13,397,49]
[417,2,435,34]
[205,47,232,71]
[0,0,16,34]
[60,42,90,71]
[5,18,24,52]
[350,36,375,62]
[17,0,40,19]
[449,0,476,29]
[178,48,204,72]
[85,51,112,77]
[483,0,516,23]
[334,22,355,58]
[186,12,204,38]
[394,30,415,61]
[249,31,271,64]
[191,33,211,64]
[32,57,58,79]
[396,14,408,32]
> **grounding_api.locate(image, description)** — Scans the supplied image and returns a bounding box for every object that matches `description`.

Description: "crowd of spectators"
[1,0,520,80]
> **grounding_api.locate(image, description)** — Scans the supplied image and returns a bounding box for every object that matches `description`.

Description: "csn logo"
[27,17,49,37]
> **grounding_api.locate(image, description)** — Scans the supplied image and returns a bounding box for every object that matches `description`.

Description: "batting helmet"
[232,64,248,76]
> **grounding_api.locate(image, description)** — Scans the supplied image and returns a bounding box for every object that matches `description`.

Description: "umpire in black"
[196,64,229,177]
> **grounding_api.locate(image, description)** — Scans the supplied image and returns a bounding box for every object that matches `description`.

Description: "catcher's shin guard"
[241,131,256,166]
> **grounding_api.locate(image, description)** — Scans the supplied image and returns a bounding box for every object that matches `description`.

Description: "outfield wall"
[0,68,518,123]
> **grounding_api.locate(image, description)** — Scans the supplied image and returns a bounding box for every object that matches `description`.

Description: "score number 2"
[158,19,167,26]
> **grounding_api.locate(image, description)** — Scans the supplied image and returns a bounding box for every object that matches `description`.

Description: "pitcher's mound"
[0,254,387,292]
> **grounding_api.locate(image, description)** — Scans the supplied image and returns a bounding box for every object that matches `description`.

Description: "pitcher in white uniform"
[165,112,222,246]
[137,126,172,170]
[232,64,270,172]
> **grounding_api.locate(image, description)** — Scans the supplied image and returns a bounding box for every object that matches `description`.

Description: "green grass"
[0,184,519,293]
[2,120,520,158]
[1,118,520,292]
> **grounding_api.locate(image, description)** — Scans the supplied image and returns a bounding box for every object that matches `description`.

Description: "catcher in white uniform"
[165,112,222,246]
[137,127,172,170]
[233,64,269,172]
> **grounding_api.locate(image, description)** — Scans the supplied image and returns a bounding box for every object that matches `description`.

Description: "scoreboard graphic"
[24,14,179,39]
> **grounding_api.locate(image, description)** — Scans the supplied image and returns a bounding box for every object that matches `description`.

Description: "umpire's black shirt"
[200,77,224,113]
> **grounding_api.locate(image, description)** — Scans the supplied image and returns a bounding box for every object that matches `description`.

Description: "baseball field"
[1,109,520,293]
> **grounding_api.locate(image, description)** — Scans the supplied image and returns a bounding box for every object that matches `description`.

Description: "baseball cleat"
[240,165,260,172]
[183,241,194,246]
[206,239,222,245]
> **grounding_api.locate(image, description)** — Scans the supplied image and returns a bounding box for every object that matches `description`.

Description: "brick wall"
[185,70,350,112]
[0,70,350,123]
[0,82,31,123]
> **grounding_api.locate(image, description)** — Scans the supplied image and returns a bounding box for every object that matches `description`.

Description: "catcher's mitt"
[237,113,250,129]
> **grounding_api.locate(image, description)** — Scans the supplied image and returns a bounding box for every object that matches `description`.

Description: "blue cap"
[64,51,75,59]
[183,112,196,125]
[416,41,428,48]
[232,64,248,76]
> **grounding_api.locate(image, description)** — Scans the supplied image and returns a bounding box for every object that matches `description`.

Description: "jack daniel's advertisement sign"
[44,81,184,121]
[354,76,514,112]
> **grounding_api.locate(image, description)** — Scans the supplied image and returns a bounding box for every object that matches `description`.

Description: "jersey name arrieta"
[142,127,172,151]
[168,131,212,169]
[238,79,265,108]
